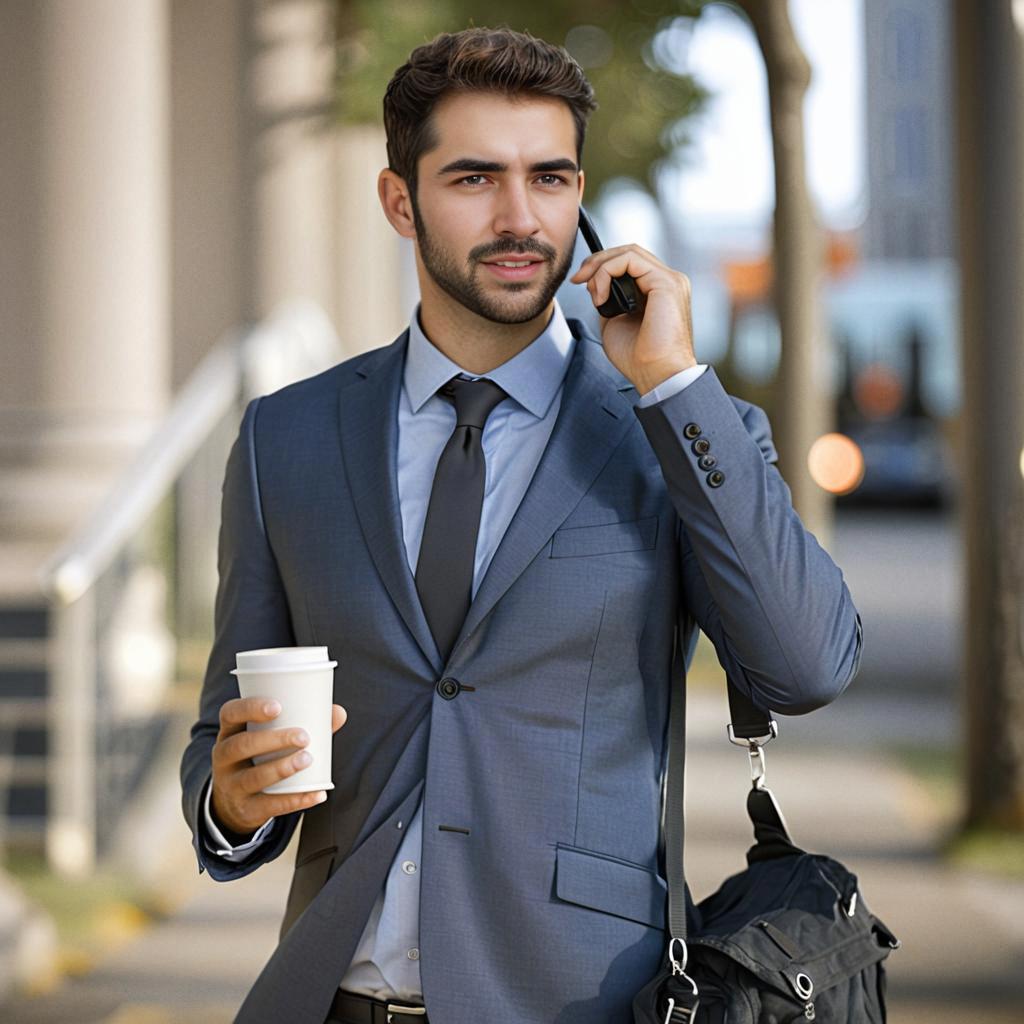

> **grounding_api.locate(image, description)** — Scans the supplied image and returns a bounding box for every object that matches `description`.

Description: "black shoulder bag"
[634,674,900,1023]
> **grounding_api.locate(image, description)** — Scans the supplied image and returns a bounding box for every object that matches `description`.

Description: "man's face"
[409,92,584,325]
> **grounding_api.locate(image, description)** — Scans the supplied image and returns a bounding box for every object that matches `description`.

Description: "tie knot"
[440,376,508,430]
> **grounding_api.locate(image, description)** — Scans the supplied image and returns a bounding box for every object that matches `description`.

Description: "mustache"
[472,240,557,262]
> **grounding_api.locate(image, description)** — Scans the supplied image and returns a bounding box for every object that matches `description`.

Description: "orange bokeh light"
[853,364,904,420]
[808,433,865,495]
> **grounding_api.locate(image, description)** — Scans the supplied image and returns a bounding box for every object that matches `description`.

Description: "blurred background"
[0,1,1021,1021]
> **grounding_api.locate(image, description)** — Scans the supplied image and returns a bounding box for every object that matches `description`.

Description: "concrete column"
[241,0,340,329]
[169,0,246,389]
[336,125,408,355]
[0,0,170,549]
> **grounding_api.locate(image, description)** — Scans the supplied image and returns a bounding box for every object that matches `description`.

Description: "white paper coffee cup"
[231,646,337,794]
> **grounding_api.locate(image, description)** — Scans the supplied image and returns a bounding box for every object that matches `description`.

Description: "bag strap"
[665,665,789,942]
[664,644,688,940]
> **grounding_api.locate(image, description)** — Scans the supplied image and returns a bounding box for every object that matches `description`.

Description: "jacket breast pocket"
[550,516,659,559]
[553,843,667,930]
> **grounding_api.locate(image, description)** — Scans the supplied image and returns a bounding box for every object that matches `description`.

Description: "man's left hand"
[570,244,697,396]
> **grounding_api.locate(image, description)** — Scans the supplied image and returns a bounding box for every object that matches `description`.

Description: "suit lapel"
[451,319,637,662]
[337,330,443,673]
[336,319,637,675]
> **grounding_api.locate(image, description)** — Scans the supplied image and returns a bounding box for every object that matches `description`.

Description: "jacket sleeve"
[179,397,301,880]
[633,367,863,714]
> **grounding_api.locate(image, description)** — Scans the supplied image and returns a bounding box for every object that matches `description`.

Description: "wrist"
[632,357,698,397]
[210,787,258,845]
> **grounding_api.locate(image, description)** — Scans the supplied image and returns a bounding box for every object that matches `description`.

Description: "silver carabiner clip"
[663,937,700,1022]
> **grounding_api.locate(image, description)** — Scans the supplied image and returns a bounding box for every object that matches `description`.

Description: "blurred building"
[862,0,955,259]
[0,0,405,875]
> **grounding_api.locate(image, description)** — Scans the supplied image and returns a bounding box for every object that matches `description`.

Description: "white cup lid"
[234,646,333,672]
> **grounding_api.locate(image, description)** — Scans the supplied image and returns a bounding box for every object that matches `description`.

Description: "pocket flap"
[555,844,666,929]
[550,516,659,558]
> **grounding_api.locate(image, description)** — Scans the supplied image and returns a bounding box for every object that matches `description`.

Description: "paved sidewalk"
[4,688,1023,1023]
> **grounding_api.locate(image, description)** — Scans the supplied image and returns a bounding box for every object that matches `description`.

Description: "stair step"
[0,699,48,728]
[0,638,49,669]
[0,541,56,606]
[0,754,47,784]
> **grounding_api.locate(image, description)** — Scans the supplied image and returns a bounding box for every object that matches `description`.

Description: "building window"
[886,10,925,83]
[890,107,928,183]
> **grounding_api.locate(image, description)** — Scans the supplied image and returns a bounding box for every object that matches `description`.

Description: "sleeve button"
[698,454,717,470]
[707,470,725,488]
[683,422,702,440]
[692,438,711,456]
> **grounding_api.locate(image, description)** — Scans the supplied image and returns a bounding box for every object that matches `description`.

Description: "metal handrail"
[38,301,340,606]
[39,336,244,607]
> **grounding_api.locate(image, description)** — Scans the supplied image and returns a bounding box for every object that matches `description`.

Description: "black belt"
[327,988,429,1024]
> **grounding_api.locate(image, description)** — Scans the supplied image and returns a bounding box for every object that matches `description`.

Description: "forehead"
[424,92,576,166]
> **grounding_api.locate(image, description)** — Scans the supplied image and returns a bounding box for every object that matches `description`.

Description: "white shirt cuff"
[635,364,708,408]
[202,778,275,860]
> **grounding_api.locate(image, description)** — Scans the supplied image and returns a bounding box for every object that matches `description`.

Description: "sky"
[603,0,866,252]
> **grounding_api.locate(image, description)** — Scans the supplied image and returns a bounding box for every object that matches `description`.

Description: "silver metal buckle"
[727,721,778,748]
[727,721,778,790]
[386,1004,427,1022]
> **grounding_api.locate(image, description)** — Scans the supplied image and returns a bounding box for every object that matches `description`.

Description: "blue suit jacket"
[180,317,861,1024]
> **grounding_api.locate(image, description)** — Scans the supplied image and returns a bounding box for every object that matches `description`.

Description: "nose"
[492,183,541,239]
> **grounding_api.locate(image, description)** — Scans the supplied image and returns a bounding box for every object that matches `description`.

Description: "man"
[181,26,862,1024]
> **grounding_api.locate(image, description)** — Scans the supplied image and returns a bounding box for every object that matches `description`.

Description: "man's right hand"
[210,697,348,839]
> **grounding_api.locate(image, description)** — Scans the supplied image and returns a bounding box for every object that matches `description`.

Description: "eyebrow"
[436,157,579,176]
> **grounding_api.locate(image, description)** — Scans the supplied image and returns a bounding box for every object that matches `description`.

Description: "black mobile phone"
[577,205,641,318]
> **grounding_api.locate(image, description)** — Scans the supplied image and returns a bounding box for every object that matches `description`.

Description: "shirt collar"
[404,299,575,420]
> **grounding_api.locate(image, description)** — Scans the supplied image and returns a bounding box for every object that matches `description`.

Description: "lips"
[482,257,545,281]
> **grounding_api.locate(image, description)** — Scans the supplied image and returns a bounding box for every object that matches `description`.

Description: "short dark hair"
[383,26,597,200]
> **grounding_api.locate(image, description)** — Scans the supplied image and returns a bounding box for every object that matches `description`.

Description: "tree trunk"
[954,0,1024,829]
[730,0,831,544]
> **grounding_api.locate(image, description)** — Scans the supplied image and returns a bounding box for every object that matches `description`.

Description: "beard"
[411,196,575,324]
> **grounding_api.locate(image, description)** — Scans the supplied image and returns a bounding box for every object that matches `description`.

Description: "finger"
[331,704,348,732]
[218,696,281,738]
[216,725,309,770]
[253,788,329,819]
[570,244,649,282]
[589,253,658,304]
[236,746,315,795]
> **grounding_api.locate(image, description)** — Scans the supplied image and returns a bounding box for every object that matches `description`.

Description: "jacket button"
[707,470,725,488]
[437,677,461,700]
[692,438,711,456]
[698,454,717,470]
[683,422,702,440]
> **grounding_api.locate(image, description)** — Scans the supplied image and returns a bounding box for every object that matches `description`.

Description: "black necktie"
[415,375,508,662]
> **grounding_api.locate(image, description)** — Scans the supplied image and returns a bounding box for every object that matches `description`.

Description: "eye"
[536,174,568,186]
[456,175,489,186]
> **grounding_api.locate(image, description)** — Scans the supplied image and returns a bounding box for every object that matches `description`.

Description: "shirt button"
[407,948,420,960]
[402,860,417,875]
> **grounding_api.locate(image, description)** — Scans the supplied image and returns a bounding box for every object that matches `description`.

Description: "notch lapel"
[336,330,443,674]
[450,321,637,662]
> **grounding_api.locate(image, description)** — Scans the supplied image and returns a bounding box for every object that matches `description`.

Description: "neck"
[417,286,554,375]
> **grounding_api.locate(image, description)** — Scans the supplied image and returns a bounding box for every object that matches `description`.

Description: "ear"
[577,168,585,204]
[378,169,416,239]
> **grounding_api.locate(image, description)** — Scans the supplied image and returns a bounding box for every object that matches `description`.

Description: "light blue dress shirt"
[204,299,706,1001]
